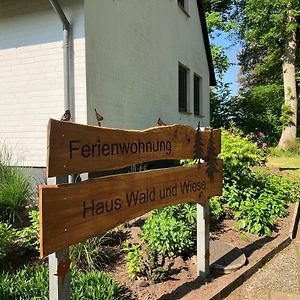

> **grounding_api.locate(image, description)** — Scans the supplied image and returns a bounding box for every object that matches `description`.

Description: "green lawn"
[267,155,300,181]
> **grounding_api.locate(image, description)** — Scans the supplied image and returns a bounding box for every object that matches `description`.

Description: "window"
[178,65,188,112]
[194,74,201,115]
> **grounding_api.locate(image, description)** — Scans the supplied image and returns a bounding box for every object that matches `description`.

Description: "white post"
[197,201,210,279]
[47,176,70,300]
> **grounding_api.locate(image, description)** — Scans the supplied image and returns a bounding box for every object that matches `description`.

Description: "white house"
[0,0,215,177]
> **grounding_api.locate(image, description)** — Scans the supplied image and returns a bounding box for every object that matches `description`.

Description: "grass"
[267,151,300,181]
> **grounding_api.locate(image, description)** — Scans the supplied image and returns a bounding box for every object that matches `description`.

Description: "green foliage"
[122,241,144,280]
[70,233,111,272]
[0,222,16,260]
[210,197,224,223]
[0,145,32,224]
[234,170,299,235]
[215,128,300,235]
[220,128,264,180]
[210,81,233,128]
[17,210,40,252]
[231,84,284,144]
[72,270,123,300]
[122,204,197,282]
[141,205,195,258]
[0,264,123,300]
[0,264,49,300]
[285,138,300,155]
[268,147,296,157]
[280,103,294,128]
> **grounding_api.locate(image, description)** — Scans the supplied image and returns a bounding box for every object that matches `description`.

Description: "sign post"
[47,176,70,300]
[197,202,210,278]
[40,119,223,298]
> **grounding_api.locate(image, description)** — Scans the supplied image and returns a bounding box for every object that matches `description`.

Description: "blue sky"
[214,32,240,96]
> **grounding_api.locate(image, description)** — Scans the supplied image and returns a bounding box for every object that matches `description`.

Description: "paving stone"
[210,240,246,274]
[226,243,299,300]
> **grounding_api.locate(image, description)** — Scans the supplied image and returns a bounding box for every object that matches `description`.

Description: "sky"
[214,32,240,96]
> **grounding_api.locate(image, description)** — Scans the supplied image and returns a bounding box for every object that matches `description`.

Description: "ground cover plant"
[0,263,124,300]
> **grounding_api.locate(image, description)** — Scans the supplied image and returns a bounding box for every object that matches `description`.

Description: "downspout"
[48,0,74,120]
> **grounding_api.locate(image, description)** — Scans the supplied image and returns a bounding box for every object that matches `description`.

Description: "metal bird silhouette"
[60,110,71,122]
[94,108,104,127]
[157,117,167,126]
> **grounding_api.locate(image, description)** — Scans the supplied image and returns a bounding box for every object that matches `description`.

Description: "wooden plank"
[47,119,221,177]
[40,161,223,257]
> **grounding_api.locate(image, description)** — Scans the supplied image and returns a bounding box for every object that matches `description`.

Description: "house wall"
[85,0,211,130]
[0,0,86,168]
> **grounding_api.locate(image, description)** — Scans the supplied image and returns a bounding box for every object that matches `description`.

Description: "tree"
[278,7,298,148]
[233,0,299,148]
[203,0,237,128]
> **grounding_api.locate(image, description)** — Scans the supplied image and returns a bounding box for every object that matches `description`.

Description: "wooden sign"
[40,161,222,257]
[47,119,221,177]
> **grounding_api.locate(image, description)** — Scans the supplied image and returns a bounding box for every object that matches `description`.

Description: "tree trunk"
[278,9,298,149]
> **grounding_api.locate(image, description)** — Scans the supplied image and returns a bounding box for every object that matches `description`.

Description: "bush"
[0,222,16,260]
[214,128,300,235]
[0,145,32,224]
[0,264,123,300]
[234,170,300,235]
[141,205,195,258]
[122,241,144,280]
[220,128,265,181]
[17,210,40,252]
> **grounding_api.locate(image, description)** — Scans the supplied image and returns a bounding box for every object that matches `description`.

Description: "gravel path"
[226,225,300,300]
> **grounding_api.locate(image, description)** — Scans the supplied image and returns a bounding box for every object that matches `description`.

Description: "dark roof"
[196,0,216,86]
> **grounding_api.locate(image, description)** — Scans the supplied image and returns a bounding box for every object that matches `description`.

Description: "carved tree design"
[206,129,218,181]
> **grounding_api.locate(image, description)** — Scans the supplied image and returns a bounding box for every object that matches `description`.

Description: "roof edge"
[196,0,216,86]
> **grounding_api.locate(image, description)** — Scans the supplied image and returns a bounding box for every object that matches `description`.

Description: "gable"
[196,0,216,86]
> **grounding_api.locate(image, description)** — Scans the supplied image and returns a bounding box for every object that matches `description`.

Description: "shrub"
[214,128,300,235]
[210,197,224,223]
[0,263,123,300]
[122,241,144,280]
[17,210,40,252]
[231,171,300,235]
[0,145,32,224]
[0,222,16,260]
[140,205,195,258]
[220,128,264,181]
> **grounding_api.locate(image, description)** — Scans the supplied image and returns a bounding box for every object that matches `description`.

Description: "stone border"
[290,201,300,239]
[209,203,300,300]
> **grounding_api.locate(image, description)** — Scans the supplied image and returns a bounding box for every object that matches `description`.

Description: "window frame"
[178,65,188,113]
[193,74,202,116]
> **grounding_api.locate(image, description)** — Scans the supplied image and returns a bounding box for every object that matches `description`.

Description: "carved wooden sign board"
[40,119,223,257]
